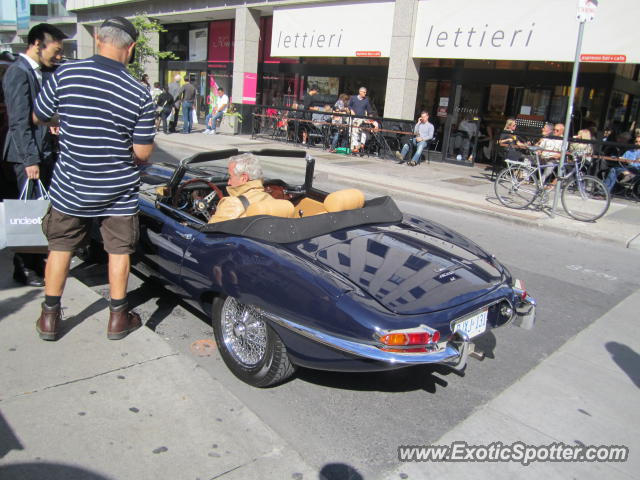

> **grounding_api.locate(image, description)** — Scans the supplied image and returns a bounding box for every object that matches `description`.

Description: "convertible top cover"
[200,196,403,243]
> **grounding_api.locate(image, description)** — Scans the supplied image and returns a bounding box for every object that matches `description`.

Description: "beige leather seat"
[323,188,365,212]
[295,189,366,217]
[244,198,296,218]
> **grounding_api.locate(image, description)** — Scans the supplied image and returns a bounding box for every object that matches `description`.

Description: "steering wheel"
[172,178,224,220]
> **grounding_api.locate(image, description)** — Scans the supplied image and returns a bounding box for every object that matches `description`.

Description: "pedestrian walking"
[2,23,66,286]
[32,16,156,341]
[167,74,181,133]
[176,76,197,134]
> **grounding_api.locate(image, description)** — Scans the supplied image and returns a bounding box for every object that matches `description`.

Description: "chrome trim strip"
[261,310,465,366]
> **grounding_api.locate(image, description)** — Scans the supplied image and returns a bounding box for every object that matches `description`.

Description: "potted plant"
[218,104,243,135]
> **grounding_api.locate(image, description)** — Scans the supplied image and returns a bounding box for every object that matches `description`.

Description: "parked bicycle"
[494,146,611,222]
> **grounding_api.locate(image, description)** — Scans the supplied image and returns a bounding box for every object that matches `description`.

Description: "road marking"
[566,265,617,281]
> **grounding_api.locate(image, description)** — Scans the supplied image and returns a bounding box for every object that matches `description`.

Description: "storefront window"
[495,60,526,70]
[421,59,454,68]
[306,76,339,96]
[464,60,494,69]
[48,0,70,17]
[520,88,552,118]
[258,73,298,106]
[528,61,572,72]
[161,27,189,61]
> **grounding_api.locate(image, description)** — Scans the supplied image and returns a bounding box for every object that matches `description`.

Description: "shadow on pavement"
[126,281,182,332]
[0,289,41,323]
[0,412,23,459]
[57,298,109,340]
[319,463,364,480]
[605,341,640,388]
[296,363,462,394]
[0,463,112,480]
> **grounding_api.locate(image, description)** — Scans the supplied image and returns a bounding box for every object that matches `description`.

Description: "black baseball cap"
[100,16,139,42]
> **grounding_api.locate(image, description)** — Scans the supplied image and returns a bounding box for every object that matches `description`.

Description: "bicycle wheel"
[561,175,610,222]
[494,167,539,209]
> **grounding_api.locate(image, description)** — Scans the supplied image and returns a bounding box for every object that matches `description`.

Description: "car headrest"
[324,189,365,213]
[245,198,296,218]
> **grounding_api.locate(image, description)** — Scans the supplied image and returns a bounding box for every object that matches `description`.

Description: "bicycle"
[494,146,611,222]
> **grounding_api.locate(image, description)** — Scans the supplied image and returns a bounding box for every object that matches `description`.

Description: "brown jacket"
[208,179,271,223]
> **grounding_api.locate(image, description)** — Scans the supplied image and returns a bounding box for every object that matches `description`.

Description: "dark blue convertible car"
[135,148,536,387]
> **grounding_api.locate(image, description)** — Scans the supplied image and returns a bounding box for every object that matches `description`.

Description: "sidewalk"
[0,249,316,479]
[393,289,640,479]
[155,129,640,249]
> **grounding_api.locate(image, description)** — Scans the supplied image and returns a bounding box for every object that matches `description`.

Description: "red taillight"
[407,332,431,344]
[514,279,527,300]
[379,329,440,347]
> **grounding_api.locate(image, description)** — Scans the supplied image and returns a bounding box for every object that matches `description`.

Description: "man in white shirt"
[204,87,229,135]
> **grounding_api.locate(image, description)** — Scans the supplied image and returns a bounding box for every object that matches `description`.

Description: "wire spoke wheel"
[211,296,296,387]
[494,167,539,209]
[220,299,268,368]
[561,175,610,222]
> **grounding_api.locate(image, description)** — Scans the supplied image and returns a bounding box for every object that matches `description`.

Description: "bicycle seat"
[527,145,542,152]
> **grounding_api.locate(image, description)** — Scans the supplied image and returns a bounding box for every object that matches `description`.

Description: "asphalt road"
[70,142,640,478]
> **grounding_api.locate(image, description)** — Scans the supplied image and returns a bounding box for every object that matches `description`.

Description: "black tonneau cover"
[199,196,403,243]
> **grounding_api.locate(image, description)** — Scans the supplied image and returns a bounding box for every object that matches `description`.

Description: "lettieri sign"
[271,1,394,57]
[413,0,638,63]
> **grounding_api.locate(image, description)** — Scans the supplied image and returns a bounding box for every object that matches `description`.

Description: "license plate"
[454,309,488,338]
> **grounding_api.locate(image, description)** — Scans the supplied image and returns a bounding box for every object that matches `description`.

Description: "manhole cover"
[189,339,217,356]
[442,177,486,187]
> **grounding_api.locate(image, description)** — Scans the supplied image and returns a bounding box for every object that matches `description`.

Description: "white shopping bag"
[0,180,50,250]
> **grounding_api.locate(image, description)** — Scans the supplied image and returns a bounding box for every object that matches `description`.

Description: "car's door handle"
[177,232,193,240]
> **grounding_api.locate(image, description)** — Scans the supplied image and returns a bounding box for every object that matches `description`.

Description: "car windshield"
[181,154,308,187]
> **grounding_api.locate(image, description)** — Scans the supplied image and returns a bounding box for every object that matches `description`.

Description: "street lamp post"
[551,20,587,217]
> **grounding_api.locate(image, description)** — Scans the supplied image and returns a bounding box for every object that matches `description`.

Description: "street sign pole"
[551,19,586,217]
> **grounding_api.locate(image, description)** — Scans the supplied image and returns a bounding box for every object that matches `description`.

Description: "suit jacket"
[2,55,53,167]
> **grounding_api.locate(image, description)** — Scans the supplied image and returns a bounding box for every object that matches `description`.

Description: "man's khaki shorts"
[42,207,139,255]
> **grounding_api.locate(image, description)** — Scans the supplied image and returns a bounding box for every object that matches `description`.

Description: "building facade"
[1,0,77,59]
[65,0,639,152]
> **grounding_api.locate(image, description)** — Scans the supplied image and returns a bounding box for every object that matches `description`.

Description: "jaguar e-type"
[134,149,536,387]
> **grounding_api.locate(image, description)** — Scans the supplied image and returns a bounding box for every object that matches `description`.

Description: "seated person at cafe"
[395,111,435,166]
[208,153,271,224]
[452,116,478,160]
[498,118,528,161]
[604,135,640,193]
[329,94,351,152]
[301,84,320,145]
[285,103,304,142]
[537,123,564,183]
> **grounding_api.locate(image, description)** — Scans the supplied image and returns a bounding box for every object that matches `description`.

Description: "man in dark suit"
[2,23,66,286]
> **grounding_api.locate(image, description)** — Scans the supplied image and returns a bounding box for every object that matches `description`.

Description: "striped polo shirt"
[34,55,155,217]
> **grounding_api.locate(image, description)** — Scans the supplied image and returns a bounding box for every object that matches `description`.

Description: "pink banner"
[242,73,257,104]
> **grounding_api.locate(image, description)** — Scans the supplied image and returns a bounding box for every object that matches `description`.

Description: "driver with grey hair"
[208,153,271,223]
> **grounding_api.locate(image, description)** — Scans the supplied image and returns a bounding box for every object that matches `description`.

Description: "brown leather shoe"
[107,304,142,340]
[36,302,61,341]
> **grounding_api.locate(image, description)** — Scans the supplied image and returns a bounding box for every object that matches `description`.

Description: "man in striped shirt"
[33,16,155,341]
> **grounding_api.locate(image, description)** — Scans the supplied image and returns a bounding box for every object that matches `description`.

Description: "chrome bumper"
[512,293,537,330]
[262,310,471,369]
[262,291,536,372]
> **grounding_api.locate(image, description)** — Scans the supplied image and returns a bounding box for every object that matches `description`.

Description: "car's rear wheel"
[211,296,295,387]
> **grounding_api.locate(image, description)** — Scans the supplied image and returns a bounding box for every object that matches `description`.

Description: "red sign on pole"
[580,54,627,63]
